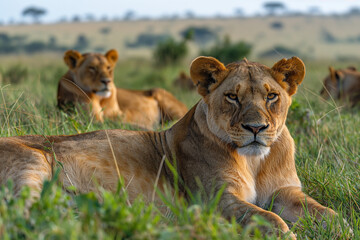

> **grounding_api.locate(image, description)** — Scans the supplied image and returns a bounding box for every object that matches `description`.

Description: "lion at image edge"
[320,65,360,107]
[57,49,188,130]
[0,56,352,239]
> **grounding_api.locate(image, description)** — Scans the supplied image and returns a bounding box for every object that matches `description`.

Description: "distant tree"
[24,41,47,53]
[74,35,90,51]
[48,36,57,49]
[263,2,286,15]
[22,6,47,23]
[321,29,337,43]
[100,15,109,22]
[184,10,195,19]
[308,7,322,16]
[99,27,111,35]
[270,21,283,30]
[85,14,96,22]
[124,10,136,21]
[72,15,81,22]
[58,16,68,23]
[348,7,360,16]
[234,8,244,18]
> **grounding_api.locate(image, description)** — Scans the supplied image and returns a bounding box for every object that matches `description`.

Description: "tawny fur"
[57,49,188,129]
[174,71,195,90]
[1,57,342,239]
[320,66,360,107]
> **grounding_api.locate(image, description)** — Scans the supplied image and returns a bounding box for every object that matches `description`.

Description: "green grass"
[0,57,359,239]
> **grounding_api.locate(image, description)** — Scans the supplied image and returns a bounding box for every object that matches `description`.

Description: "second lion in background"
[57,49,188,129]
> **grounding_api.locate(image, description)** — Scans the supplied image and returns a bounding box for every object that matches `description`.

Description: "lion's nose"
[241,124,269,135]
[101,78,111,85]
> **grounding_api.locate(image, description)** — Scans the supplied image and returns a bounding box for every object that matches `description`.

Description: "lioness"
[57,49,188,129]
[174,71,195,90]
[1,57,342,238]
[320,66,360,107]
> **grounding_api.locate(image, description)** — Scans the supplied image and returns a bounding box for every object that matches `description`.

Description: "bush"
[24,41,47,53]
[1,64,28,84]
[99,27,111,35]
[73,35,90,51]
[127,33,169,48]
[270,21,283,30]
[200,36,251,64]
[0,33,27,54]
[259,45,298,58]
[153,37,189,66]
[180,26,217,45]
[321,29,337,43]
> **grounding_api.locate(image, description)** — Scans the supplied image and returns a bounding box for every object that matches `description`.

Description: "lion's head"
[64,49,118,98]
[190,56,305,158]
[320,66,357,99]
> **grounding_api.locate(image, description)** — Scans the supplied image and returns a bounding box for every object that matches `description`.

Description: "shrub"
[0,33,27,54]
[127,33,169,48]
[200,35,251,64]
[99,27,111,35]
[153,37,189,66]
[180,26,217,45]
[73,34,90,51]
[24,41,47,53]
[322,29,337,43]
[1,64,28,84]
[259,45,298,58]
[270,21,283,30]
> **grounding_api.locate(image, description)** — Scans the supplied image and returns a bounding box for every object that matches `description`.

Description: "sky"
[2,0,360,24]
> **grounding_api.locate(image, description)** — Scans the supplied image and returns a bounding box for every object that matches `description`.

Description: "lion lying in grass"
[320,66,360,107]
[57,49,188,129]
[1,56,349,238]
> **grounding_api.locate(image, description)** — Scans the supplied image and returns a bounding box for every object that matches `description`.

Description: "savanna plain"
[0,16,359,239]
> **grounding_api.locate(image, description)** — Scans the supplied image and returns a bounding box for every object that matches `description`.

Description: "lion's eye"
[226,93,238,101]
[267,93,278,101]
[107,66,112,71]
[88,66,96,72]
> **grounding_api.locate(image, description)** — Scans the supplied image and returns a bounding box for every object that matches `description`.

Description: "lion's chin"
[236,143,270,159]
[95,90,112,98]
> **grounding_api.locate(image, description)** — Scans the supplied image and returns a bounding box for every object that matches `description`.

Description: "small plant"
[153,32,192,66]
[2,64,28,84]
[200,35,251,64]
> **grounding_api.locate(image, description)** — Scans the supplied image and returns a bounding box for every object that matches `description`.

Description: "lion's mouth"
[232,140,267,149]
[240,141,267,148]
[93,88,111,98]
[236,141,270,158]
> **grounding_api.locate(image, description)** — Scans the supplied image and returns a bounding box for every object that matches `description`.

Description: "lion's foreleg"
[270,186,337,223]
[219,191,294,238]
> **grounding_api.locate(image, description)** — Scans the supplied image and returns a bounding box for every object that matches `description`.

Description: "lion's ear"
[329,66,342,84]
[329,66,337,84]
[271,57,305,96]
[64,50,82,70]
[105,49,118,66]
[190,56,229,97]
[347,66,357,71]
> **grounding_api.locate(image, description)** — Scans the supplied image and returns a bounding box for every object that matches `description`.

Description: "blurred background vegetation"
[0,1,359,239]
